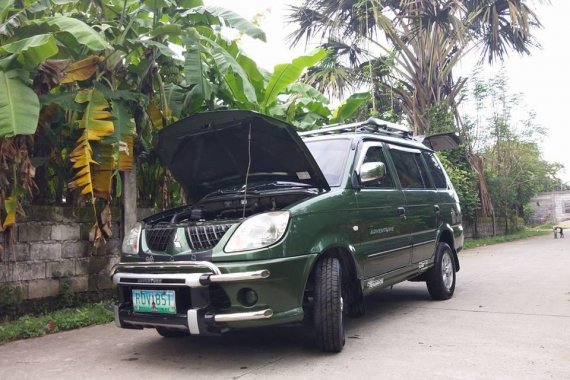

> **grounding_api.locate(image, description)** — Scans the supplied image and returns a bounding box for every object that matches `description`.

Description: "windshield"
[305,138,351,186]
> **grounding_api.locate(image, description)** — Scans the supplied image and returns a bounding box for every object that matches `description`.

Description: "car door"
[422,150,461,230]
[355,142,411,278]
[388,146,438,265]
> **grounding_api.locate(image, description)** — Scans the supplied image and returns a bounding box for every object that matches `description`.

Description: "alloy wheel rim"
[441,252,454,290]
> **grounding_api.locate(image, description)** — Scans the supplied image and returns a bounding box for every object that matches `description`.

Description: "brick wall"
[0,206,122,300]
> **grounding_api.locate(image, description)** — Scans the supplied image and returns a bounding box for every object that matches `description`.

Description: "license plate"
[132,289,176,314]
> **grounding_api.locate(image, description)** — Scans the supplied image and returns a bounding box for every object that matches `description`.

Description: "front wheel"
[313,257,345,352]
[425,242,456,300]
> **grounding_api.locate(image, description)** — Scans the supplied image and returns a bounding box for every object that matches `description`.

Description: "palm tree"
[289,0,547,217]
[288,0,545,134]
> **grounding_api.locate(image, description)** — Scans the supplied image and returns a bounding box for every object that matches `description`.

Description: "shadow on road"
[125,284,433,364]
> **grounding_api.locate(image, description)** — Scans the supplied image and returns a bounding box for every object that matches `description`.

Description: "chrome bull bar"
[112,260,272,334]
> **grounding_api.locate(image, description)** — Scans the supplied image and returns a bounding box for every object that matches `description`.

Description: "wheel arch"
[437,226,460,272]
[310,245,360,284]
[304,245,362,309]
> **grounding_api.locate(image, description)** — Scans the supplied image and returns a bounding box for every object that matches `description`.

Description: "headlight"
[224,211,290,253]
[122,222,142,254]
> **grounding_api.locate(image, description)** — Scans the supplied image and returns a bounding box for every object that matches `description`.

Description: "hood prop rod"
[242,122,252,219]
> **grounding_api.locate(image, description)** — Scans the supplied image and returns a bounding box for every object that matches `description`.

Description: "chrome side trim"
[214,309,273,323]
[413,239,436,247]
[113,261,222,275]
[367,246,410,258]
[209,270,270,283]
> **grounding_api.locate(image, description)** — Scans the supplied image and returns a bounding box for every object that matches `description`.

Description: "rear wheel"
[313,257,345,352]
[156,327,190,338]
[426,242,456,300]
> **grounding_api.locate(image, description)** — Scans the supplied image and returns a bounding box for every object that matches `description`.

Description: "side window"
[422,152,448,189]
[361,146,394,188]
[389,149,428,189]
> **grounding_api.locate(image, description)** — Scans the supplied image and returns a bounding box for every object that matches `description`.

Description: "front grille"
[145,226,176,251]
[186,224,233,250]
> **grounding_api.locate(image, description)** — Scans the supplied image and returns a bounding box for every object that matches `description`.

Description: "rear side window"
[422,152,448,189]
[389,149,428,189]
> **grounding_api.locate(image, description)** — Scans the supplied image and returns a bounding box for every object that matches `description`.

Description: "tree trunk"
[121,167,137,238]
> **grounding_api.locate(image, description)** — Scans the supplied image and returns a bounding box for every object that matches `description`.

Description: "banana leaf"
[186,5,266,42]
[61,55,103,83]
[331,92,371,123]
[262,49,327,110]
[0,69,40,137]
[0,34,58,68]
[69,88,114,197]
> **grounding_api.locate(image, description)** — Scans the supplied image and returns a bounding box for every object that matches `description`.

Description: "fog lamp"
[237,288,258,307]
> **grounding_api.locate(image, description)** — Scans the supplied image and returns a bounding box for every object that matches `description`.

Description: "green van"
[112,110,463,352]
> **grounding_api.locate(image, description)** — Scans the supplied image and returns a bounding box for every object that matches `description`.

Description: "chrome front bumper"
[112,261,272,335]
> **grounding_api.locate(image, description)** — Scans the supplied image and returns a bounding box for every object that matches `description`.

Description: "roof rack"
[299,117,413,139]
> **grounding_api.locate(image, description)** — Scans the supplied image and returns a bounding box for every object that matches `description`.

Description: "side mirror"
[361,162,386,183]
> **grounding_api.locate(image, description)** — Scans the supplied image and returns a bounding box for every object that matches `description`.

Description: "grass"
[0,302,113,345]
[463,224,554,249]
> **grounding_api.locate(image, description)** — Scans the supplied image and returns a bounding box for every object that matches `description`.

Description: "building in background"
[528,191,570,224]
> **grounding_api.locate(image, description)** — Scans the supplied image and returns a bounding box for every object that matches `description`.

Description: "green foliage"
[427,102,456,135]
[189,6,267,41]
[262,49,326,111]
[460,69,565,222]
[0,34,58,68]
[438,152,479,219]
[0,70,40,137]
[0,283,22,320]
[289,0,545,134]
[53,270,75,308]
[0,303,113,344]
[331,92,371,123]
[0,0,367,217]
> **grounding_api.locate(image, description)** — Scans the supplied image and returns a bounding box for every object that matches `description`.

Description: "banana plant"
[0,1,112,232]
[0,0,369,237]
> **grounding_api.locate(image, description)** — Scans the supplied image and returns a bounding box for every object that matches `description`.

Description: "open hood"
[156,110,330,203]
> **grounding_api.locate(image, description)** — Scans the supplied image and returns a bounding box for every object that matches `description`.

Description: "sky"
[206,0,570,184]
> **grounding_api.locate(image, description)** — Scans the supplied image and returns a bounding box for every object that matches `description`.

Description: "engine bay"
[144,187,318,228]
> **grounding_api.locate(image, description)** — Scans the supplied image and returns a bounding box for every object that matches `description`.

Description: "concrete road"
[1,235,569,380]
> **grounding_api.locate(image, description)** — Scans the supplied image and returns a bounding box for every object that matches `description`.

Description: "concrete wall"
[0,206,122,300]
[528,191,570,224]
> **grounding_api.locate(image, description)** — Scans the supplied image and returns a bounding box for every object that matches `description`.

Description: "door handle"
[434,205,440,213]
[397,207,406,220]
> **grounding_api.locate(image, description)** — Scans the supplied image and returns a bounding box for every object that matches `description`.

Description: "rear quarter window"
[422,152,448,189]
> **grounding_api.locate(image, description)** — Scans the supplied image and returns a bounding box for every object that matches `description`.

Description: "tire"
[156,327,190,338]
[426,242,456,300]
[314,257,345,352]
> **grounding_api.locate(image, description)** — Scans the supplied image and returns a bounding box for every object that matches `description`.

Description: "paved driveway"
[1,235,568,380]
